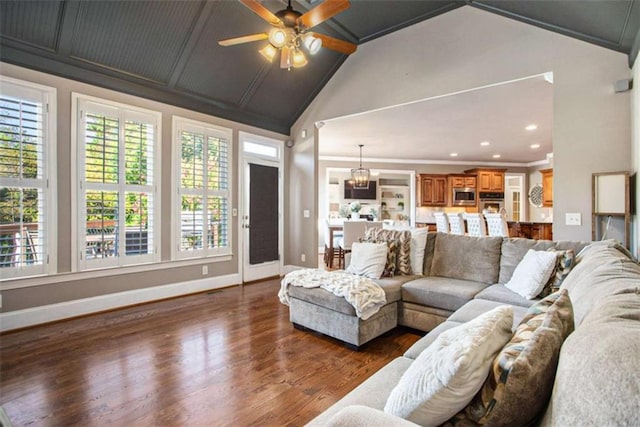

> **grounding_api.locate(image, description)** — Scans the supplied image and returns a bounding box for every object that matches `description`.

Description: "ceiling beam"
[168,0,216,89]
[55,0,82,56]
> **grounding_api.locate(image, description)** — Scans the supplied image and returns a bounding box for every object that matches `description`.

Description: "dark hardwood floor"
[0,279,421,426]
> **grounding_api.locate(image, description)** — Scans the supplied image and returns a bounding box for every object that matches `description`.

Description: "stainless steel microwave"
[452,187,477,206]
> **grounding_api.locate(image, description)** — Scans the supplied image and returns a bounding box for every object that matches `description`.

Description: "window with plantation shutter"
[173,117,231,259]
[75,95,160,270]
[0,77,56,279]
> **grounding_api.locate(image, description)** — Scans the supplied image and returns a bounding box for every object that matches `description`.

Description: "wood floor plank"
[0,279,421,426]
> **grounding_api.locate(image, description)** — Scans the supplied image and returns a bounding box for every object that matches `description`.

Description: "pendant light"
[351,144,370,188]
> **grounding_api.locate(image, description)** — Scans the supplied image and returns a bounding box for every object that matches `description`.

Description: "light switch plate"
[303,209,310,218]
[232,208,237,216]
[565,213,581,226]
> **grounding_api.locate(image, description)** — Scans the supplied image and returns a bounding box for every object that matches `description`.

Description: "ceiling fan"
[219,0,357,70]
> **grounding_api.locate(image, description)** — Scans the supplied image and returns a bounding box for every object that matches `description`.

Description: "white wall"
[632,60,640,259]
[287,6,633,265]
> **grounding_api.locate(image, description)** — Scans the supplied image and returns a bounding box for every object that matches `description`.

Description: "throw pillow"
[465,290,574,426]
[345,242,388,279]
[384,306,514,427]
[409,227,428,276]
[363,238,398,277]
[365,228,412,275]
[539,248,575,297]
[504,249,557,299]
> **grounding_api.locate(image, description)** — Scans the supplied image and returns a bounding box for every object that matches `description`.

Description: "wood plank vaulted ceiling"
[1,0,639,136]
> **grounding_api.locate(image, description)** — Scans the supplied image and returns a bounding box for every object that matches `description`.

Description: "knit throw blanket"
[279,269,387,320]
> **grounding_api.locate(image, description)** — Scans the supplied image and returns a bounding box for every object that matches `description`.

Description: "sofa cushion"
[430,233,503,284]
[561,245,640,326]
[541,291,640,427]
[306,357,414,426]
[384,306,513,427]
[473,284,536,308]
[327,405,420,427]
[288,275,411,317]
[467,290,574,426]
[498,238,555,284]
[402,277,488,312]
[449,299,529,330]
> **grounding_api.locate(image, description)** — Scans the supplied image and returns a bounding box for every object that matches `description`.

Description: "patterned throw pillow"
[544,248,575,295]
[364,228,412,275]
[464,290,574,426]
[363,237,398,277]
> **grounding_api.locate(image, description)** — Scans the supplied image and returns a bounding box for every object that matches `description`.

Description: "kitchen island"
[507,221,553,240]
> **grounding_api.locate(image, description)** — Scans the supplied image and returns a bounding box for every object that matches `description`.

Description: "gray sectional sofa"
[289,233,640,426]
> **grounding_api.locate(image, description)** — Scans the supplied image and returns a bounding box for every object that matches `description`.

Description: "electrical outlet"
[232,208,238,216]
[565,213,582,226]
[0,293,2,308]
[301,254,306,262]
[202,265,208,275]
[303,210,310,218]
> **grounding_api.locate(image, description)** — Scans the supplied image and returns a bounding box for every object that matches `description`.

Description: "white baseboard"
[0,273,241,332]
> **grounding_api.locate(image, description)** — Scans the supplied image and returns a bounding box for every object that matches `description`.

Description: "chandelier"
[351,144,370,188]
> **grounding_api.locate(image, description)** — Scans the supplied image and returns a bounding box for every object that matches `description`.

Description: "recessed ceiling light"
[480,141,490,146]
[530,143,541,149]
[492,154,501,159]
[450,152,458,157]
[525,124,538,131]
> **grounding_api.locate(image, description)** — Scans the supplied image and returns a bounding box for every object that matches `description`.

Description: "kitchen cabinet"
[419,175,447,206]
[540,168,553,207]
[449,175,476,188]
[465,168,506,192]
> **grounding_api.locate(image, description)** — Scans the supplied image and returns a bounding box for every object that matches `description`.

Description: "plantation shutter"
[0,79,53,279]
[78,98,159,270]
[176,121,231,259]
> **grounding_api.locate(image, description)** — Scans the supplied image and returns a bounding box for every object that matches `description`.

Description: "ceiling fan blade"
[310,32,356,55]
[219,33,269,46]
[297,0,350,29]
[239,0,281,26]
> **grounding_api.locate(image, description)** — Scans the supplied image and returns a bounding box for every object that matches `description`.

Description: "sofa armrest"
[325,405,420,427]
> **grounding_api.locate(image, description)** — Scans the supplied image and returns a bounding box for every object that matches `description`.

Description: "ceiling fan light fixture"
[268,27,288,48]
[351,144,370,188]
[303,33,322,55]
[259,44,278,62]
[292,49,308,68]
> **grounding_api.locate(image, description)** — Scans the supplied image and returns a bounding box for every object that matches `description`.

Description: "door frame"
[505,172,527,222]
[238,132,284,283]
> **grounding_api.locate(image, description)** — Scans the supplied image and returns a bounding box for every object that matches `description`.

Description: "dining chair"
[338,221,369,269]
[447,212,466,235]
[485,213,510,237]
[433,212,450,233]
[323,219,343,269]
[466,213,488,237]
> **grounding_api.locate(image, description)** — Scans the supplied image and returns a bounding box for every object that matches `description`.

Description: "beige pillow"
[345,242,387,279]
[465,290,574,426]
[504,249,557,299]
[384,306,513,427]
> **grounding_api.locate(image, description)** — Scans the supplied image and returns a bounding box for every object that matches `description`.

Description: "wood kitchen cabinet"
[540,168,553,207]
[419,174,447,206]
[450,175,477,188]
[465,168,506,192]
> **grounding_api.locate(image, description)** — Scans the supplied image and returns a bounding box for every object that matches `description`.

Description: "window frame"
[0,76,57,280]
[72,93,161,271]
[171,116,233,261]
